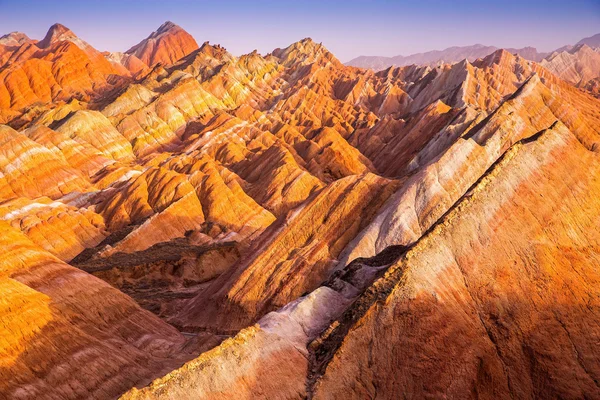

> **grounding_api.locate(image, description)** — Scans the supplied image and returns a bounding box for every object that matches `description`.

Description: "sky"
[0,0,599,62]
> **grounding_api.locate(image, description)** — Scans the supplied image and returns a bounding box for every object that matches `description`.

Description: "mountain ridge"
[345,43,550,69]
[345,34,600,70]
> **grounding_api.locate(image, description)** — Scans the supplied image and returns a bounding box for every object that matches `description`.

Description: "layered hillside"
[1,21,600,400]
[0,24,123,125]
[0,220,197,399]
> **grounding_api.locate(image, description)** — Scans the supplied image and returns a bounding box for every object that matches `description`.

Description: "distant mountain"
[541,44,600,95]
[346,44,548,70]
[577,33,600,48]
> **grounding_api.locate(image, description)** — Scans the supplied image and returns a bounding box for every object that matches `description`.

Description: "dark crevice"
[72,237,235,273]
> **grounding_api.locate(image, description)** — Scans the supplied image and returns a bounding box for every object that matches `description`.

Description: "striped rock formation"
[0,21,599,400]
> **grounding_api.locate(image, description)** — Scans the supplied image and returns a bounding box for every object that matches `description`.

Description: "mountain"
[36,23,116,70]
[123,49,600,399]
[345,34,600,71]
[125,21,198,66]
[37,23,81,48]
[0,23,124,126]
[104,51,149,76]
[541,44,600,94]
[577,32,600,47]
[347,34,600,97]
[0,31,31,47]
[346,44,548,69]
[1,22,600,400]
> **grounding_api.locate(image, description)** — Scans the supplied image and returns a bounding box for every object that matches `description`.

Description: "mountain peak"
[38,23,76,48]
[272,37,340,67]
[125,21,198,66]
[157,21,179,34]
[0,31,31,47]
[48,23,70,34]
[576,32,600,48]
[276,38,319,53]
[478,48,517,67]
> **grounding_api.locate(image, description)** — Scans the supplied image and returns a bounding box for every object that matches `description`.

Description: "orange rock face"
[1,20,600,400]
[0,221,195,399]
[125,21,198,67]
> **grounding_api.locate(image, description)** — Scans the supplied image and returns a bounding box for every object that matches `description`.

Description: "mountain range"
[347,33,600,98]
[346,32,600,68]
[347,44,549,69]
[1,21,600,400]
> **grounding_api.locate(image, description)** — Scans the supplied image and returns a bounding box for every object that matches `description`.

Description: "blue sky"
[0,0,598,61]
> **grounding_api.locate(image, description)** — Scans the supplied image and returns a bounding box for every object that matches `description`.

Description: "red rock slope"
[125,21,198,67]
